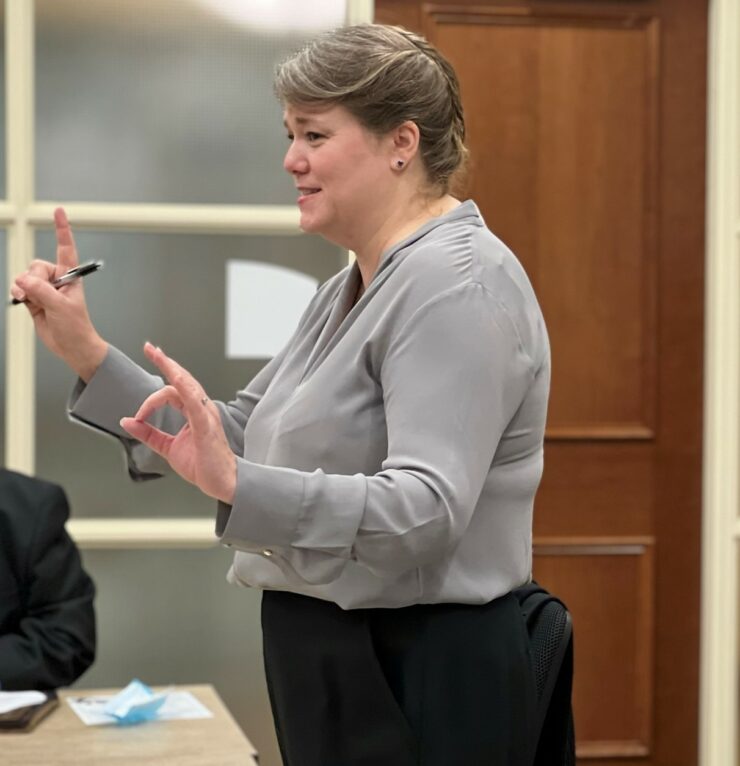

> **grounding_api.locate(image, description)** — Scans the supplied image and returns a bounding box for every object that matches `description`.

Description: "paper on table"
[0,691,46,714]
[67,690,213,726]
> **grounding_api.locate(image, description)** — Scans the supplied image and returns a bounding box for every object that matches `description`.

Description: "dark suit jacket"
[0,469,96,690]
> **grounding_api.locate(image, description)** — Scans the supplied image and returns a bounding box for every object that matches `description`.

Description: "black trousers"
[261,590,537,766]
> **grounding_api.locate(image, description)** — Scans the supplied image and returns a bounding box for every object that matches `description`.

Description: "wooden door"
[375,2,706,764]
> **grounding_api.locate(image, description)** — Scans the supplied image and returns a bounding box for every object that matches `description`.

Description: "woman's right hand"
[10,207,108,382]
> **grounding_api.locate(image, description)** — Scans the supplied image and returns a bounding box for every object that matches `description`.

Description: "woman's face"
[283,103,393,246]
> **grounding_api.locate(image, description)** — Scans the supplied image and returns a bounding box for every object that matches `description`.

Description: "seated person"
[0,468,96,690]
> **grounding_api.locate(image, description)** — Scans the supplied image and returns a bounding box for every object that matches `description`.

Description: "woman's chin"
[298,214,326,236]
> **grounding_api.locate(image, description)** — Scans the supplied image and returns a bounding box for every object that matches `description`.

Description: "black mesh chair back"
[513,582,575,766]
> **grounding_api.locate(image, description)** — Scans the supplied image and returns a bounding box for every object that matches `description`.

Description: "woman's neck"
[353,194,460,288]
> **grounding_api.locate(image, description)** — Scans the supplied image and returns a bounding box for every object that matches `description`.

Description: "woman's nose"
[283,142,308,175]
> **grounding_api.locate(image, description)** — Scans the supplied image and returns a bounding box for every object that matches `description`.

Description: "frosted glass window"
[78,547,280,766]
[35,229,345,518]
[35,0,346,204]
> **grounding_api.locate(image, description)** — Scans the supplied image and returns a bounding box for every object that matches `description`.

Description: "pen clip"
[52,261,102,287]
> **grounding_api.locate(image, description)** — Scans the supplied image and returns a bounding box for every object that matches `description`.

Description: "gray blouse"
[70,201,550,609]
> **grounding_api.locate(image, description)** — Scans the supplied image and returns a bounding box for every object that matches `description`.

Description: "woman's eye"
[306,132,323,142]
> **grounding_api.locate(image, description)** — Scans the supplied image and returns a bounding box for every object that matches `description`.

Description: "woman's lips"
[297,188,321,204]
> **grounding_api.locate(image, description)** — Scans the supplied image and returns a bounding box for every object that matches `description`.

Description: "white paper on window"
[226,259,318,359]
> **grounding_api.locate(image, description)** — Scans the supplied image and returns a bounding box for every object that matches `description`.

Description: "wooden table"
[1,684,259,765]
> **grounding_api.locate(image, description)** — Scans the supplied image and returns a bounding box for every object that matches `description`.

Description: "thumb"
[120,417,149,441]
[120,417,174,457]
[16,273,64,308]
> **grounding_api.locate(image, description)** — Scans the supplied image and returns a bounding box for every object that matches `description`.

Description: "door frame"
[700,0,740,763]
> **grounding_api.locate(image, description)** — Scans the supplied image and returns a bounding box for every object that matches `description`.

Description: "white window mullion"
[700,0,740,763]
[27,202,301,235]
[346,0,373,25]
[5,0,35,473]
[66,517,217,549]
[0,202,17,223]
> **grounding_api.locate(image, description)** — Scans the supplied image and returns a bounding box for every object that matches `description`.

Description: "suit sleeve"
[0,484,96,690]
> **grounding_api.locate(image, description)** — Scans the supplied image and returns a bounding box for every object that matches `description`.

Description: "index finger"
[143,342,210,426]
[54,207,79,272]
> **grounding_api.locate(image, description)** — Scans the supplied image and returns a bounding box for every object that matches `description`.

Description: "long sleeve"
[0,481,96,691]
[217,283,544,585]
[69,340,294,480]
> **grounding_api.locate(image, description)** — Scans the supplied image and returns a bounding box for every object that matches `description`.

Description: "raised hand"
[11,207,107,381]
[120,343,237,505]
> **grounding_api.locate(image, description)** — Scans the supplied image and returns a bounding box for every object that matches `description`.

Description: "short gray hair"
[274,24,468,195]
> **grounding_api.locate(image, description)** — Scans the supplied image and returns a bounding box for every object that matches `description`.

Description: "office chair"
[513,582,575,766]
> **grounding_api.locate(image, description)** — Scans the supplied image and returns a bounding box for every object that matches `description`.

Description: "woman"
[13,24,549,766]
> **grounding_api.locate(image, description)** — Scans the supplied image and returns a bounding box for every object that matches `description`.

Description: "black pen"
[10,260,103,306]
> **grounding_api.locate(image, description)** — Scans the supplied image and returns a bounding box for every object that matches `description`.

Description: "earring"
[395,159,404,169]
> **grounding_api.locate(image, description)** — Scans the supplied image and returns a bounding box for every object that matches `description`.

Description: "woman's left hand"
[120,342,237,504]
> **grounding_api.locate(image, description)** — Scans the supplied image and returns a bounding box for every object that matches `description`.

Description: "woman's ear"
[390,121,421,168]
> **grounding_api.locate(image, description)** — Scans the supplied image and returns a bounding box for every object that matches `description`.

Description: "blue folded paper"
[102,679,169,725]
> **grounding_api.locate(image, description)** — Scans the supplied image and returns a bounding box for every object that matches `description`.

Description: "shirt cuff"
[216,458,366,554]
[68,345,163,437]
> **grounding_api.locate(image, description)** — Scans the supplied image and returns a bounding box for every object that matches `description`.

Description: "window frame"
[4,0,372,546]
